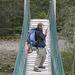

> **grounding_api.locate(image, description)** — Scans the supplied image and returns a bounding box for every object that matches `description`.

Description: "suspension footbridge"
[13,0,65,75]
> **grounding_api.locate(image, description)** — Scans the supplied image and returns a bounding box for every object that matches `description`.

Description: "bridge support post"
[24,0,26,13]
[53,0,56,20]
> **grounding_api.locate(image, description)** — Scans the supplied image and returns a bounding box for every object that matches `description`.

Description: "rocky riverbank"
[0,38,67,75]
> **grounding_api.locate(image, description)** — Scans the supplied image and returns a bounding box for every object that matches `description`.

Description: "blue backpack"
[27,28,38,47]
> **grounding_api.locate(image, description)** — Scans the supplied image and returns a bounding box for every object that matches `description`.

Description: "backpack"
[27,28,38,47]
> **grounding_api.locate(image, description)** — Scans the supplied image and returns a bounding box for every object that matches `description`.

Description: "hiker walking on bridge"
[33,23,48,72]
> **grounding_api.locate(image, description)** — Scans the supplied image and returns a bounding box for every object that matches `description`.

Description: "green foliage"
[0,42,3,45]
[0,0,24,37]
[0,0,50,38]
[15,27,22,31]
[0,66,2,70]
[0,35,21,39]
[30,0,50,19]
[56,0,75,32]
[60,51,75,75]
[35,12,48,19]
[0,63,12,74]
[0,72,9,75]
[4,63,10,68]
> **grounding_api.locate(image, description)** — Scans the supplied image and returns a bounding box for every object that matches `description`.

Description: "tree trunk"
[12,0,15,35]
[72,49,75,75]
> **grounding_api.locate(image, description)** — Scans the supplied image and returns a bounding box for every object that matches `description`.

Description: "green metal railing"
[13,0,30,75]
[49,0,65,75]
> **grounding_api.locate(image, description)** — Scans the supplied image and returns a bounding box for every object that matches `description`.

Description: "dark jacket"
[35,27,46,47]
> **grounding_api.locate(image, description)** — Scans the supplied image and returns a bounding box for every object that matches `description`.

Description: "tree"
[61,16,75,75]
[30,0,50,19]
[0,0,24,37]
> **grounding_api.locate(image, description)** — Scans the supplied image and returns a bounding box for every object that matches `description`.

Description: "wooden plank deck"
[25,19,52,75]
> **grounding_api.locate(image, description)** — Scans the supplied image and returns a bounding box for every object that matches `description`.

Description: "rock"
[5,69,8,72]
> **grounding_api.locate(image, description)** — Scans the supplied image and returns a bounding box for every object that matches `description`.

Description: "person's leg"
[34,48,42,72]
[34,51,42,68]
[39,48,46,68]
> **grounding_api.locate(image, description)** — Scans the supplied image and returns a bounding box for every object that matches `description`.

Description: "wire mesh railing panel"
[13,0,30,75]
[49,0,65,75]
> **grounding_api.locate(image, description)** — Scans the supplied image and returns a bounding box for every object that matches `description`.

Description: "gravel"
[0,38,67,52]
[0,39,20,52]
[58,39,66,51]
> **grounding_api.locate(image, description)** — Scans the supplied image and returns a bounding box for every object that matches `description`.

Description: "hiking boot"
[38,66,45,69]
[33,67,41,72]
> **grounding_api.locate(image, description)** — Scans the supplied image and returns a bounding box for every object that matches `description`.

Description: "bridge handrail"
[13,0,30,75]
[48,0,65,75]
